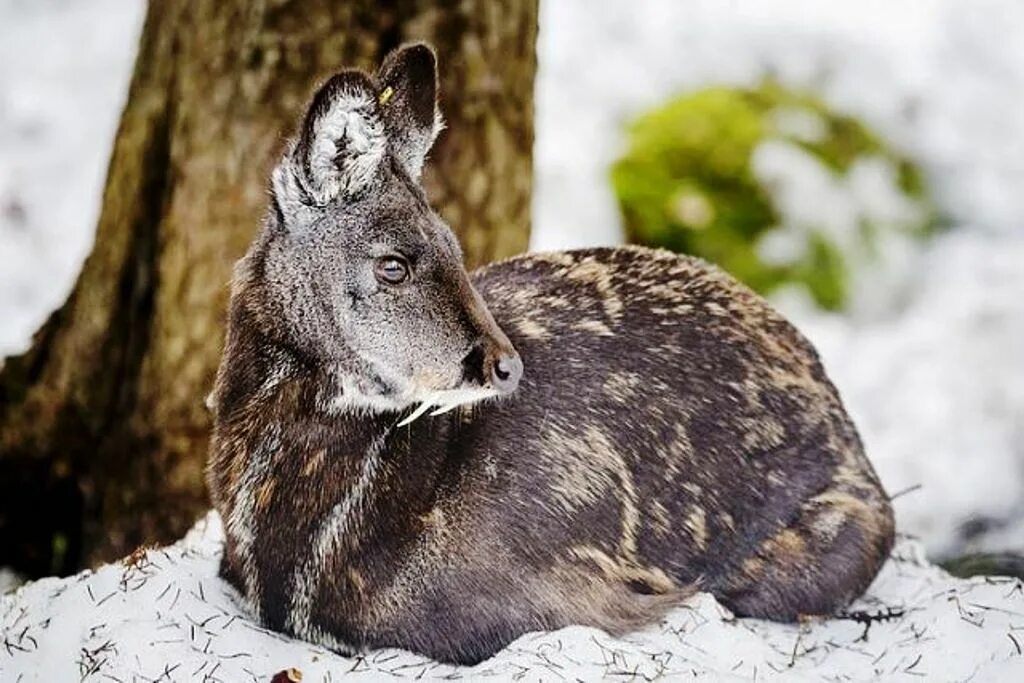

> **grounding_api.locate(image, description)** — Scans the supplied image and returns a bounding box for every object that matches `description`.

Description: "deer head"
[243,44,522,419]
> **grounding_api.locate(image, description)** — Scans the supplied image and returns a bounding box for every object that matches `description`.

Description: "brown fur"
[205,45,894,666]
[208,246,894,664]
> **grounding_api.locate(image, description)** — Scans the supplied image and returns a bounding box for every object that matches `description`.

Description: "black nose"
[491,352,523,394]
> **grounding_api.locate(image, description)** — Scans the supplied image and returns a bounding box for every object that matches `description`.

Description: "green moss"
[611,82,935,310]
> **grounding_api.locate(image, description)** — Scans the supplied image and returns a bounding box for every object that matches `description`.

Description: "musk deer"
[207,44,894,665]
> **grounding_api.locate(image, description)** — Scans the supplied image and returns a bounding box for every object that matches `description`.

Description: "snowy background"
[1,0,1023,566]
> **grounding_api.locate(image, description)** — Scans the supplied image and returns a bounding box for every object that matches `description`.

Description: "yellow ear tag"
[379,86,395,106]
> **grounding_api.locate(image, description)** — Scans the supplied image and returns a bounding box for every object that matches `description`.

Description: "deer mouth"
[396,386,502,427]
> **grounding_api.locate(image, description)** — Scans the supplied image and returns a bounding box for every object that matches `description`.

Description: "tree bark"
[0,0,537,577]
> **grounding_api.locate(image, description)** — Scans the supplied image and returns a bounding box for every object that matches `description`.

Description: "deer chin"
[327,355,501,421]
[326,371,408,414]
[396,386,501,427]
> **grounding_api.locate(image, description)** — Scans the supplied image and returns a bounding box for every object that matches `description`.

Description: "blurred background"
[0,0,1021,579]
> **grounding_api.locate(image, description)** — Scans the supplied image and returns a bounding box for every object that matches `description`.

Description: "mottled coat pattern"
[207,44,894,665]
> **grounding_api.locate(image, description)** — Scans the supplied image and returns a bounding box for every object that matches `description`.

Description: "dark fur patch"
[206,38,891,667]
[208,245,894,664]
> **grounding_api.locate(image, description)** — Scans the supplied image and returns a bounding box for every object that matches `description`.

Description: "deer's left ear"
[376,43,444,180]
[273,70,386,213]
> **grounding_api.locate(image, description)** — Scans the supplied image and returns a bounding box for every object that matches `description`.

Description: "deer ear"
[273,70,386,211]
[376,43,444,180]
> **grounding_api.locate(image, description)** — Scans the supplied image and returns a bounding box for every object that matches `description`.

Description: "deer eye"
[374,256,410,285]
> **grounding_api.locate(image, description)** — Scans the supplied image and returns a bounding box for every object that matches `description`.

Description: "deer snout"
[459,279,523,394]
[459,336,522,394]
[489,348,523,394]
[464,332,521,395]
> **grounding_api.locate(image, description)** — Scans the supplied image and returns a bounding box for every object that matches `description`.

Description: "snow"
[2,513,1022,682]
[533,0,1024,249]
[749,142,927,317]
[0,0,143,356]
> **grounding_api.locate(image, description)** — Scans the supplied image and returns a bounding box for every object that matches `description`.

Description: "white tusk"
[429,401,462,417]
[397,396,436,427]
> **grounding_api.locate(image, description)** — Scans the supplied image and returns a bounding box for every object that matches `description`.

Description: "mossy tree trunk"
[0,0,537,577]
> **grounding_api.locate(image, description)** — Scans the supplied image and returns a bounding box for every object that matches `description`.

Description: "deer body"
[207,45,894,665]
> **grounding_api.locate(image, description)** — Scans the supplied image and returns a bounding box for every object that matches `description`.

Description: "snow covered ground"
[0,0,1022,560]
[3,513,1022,682]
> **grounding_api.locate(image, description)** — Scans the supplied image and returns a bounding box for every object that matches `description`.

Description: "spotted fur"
[207,44,894,665]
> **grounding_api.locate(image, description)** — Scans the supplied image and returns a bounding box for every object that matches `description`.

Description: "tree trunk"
[0,0,537,577]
